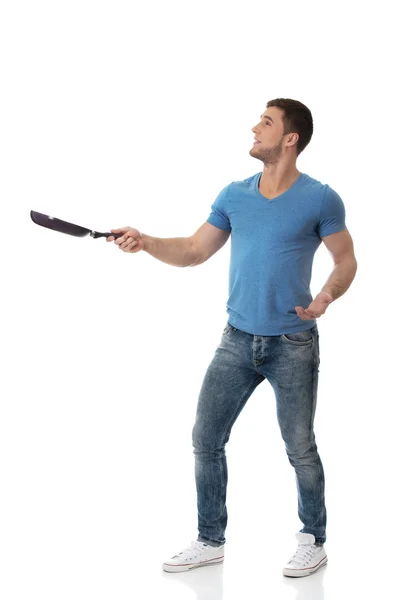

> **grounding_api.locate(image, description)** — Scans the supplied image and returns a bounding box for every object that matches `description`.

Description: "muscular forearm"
[141,234,198,267]
[321,258,358,301]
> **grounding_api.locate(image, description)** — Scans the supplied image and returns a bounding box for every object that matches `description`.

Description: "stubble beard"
[249,137,284,165]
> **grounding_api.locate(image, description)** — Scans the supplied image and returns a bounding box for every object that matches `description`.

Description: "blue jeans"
[192,321,326,547]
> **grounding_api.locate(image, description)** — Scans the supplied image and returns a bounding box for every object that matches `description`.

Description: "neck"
[259,164,300,195]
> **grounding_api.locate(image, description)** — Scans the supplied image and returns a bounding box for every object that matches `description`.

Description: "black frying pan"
[30,211,123,239]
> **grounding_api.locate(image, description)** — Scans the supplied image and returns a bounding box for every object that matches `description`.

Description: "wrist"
[140,233,151,252]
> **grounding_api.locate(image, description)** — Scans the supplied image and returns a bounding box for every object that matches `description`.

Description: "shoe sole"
[283,556,328,578]
[162,556,224,573]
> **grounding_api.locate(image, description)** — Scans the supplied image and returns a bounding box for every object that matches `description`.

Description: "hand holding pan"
[30,210,123,239]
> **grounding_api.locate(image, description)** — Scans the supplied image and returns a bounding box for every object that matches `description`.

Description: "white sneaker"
[162,540,225,573]
[283,533,328,577]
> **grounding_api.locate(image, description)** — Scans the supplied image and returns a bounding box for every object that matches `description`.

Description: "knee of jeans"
[285,438,318,461]
[192,422,226,454]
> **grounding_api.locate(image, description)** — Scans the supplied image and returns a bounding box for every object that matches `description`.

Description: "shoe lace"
[172,541,207,561]
[291,543,317,565]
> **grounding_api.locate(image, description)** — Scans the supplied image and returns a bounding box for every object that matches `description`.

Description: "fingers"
[106,227,143,252]
[117,234,143,252]
[119,235,138,251]
[107,227,128,242]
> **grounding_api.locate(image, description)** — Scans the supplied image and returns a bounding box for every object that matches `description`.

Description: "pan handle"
[105,232,124,239]
[92,231,124,239]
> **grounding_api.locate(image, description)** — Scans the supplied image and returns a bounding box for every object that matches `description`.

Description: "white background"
[0,1,398,599]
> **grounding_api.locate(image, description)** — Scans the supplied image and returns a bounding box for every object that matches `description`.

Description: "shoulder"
[300,173,343,205]
[224,172,260,194]
[231,172,260,187]
[214,173,259,201]
[300,172,328,194]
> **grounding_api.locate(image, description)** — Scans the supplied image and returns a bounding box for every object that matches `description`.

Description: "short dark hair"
[266,98,313,155]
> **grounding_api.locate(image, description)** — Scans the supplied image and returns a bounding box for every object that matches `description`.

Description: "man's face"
[249,106,287,164]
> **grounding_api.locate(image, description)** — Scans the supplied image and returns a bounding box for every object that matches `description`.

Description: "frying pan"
[30,211,123,239]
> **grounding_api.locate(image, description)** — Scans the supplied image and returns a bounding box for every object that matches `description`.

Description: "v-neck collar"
[255,172,304,202]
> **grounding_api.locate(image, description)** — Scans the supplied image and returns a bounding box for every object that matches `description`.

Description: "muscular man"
[107,98,357,578]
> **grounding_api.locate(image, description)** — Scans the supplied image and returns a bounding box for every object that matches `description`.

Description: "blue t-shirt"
[207,171,346,336]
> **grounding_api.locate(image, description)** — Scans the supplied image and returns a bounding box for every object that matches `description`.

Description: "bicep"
[322,228,356,263]
[190,222,231,265]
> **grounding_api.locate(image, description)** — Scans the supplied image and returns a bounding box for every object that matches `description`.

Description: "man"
[107,98,357,577]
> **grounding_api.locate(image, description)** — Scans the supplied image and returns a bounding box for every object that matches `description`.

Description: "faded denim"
[192,321,326,547]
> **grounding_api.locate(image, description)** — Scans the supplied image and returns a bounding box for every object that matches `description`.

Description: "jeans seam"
[309,333,319,438]
[221,375,261,444]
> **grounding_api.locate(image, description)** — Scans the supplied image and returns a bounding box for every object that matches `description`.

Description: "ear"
[286,132,299,148]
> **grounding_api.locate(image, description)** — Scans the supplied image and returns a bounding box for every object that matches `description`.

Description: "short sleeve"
[206,184,232,231]
[317,186,346,238]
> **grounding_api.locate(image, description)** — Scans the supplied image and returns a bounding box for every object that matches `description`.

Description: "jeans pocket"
[282,329,313,345]
[222,322,238,336]
[222,323,231,335]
